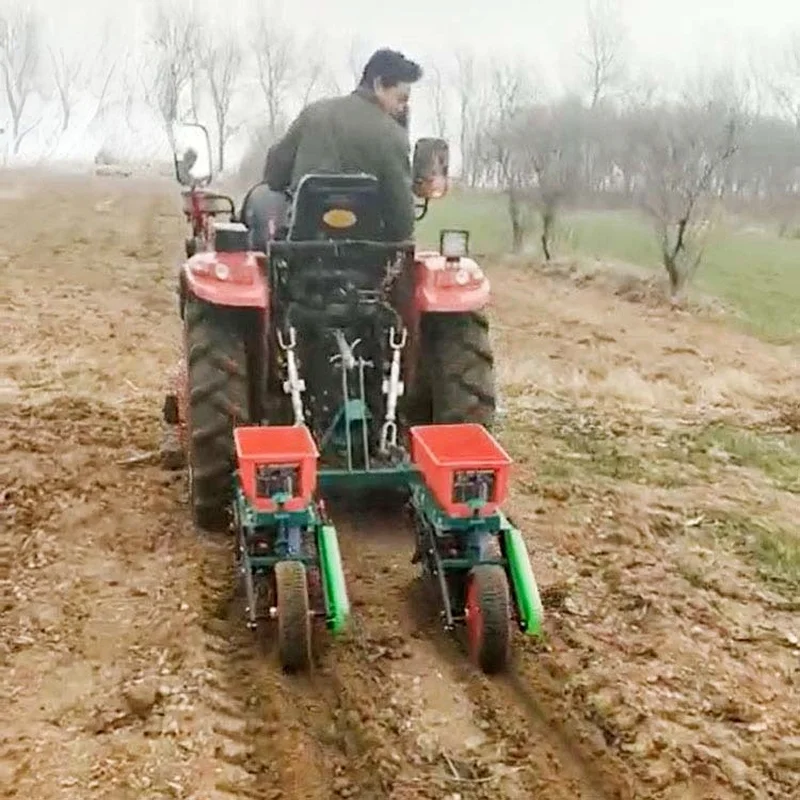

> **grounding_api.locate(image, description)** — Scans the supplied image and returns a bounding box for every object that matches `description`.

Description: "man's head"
[359,48,422,125]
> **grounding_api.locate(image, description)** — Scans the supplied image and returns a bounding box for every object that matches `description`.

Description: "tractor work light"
[439,229,469,260]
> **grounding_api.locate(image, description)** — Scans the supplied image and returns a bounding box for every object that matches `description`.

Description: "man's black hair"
[359,48,423,89]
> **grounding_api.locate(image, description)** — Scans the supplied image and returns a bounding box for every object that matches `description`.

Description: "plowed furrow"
[192,537,338,800]
[331,505,642,800]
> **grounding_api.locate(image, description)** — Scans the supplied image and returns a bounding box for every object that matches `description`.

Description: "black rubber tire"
[467,564,511,674]
[275,560,312,672]
[185,298,249,532]
[412,311,496,429]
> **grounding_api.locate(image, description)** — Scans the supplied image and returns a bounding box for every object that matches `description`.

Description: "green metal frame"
[230,300,544,645]
[233,485,350,634]
[409,480,544,636]
[318,464,419,491]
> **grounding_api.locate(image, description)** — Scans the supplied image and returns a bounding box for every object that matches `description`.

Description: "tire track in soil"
[407,586,641,800]
[192,535,343,800]
[333,502,639,800]
[192,527,448,800]
[0,533,14,630]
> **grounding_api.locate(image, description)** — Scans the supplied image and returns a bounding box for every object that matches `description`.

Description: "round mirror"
[412,137,450,199]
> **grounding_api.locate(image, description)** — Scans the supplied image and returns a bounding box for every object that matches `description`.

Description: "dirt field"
[1,170,798,800]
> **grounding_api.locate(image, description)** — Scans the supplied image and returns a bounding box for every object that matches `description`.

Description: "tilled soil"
[1,171,798,800]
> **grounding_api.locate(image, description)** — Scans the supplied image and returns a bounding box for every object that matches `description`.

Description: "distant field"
[418,189,800,343]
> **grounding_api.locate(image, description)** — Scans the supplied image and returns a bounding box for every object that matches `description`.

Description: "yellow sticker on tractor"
[323,208,357,229]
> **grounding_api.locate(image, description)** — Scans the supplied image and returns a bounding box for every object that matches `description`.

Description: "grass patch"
[499,404,800,495]
[500,407,642,482]
[498,405,692,489]
[667,423,800,493]
[419,189,800,342]
[704,511,800,594]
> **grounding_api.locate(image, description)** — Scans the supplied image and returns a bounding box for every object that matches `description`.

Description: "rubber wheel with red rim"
[465,564,511,674]
[275,560,312,673]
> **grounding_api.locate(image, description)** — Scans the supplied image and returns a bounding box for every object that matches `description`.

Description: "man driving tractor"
[176,146,198,185]
[259,48,423,243]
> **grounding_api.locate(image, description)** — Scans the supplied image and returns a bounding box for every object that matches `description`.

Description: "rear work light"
[439,229,469,260]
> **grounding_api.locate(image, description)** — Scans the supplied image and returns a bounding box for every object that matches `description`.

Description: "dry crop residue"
[1,171,797,800]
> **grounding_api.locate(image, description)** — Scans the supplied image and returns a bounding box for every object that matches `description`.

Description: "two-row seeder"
[162,122,544,673]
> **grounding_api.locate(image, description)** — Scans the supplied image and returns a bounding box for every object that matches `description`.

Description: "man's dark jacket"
[263,88,415,241]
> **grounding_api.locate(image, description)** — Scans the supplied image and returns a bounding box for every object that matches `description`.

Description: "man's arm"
[263,107,308,191]
[378,129,415,242]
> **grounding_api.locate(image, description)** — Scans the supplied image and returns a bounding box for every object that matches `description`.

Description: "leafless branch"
[428,63,448,138]
[200,32,242,171]
[143,0,200,137]
[768,32,800,129]
[347,35,369,87]
[632,82,744,297]
[0,6,42,154]
[48,45,82,133]
[251,1,296,139]
[579,0,627,109]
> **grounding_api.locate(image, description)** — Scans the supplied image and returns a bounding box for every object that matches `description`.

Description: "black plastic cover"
[213,221,249,252]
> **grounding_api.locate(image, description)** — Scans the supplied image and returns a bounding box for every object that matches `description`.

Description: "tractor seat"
[287,173,383,242]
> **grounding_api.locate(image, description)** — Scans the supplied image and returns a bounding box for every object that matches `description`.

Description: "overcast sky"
[11,0,800,163]
[34,0,800,76]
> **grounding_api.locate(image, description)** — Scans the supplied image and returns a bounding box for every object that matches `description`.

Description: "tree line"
[2,0,800,295]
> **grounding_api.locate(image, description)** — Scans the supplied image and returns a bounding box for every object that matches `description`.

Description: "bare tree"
[87,54,117,129]
[251,2,296,138]
[632,80,743,298]
[428,63,448,138]
[579,0,627,109]
[49,21,117,138]
[200,34,242,172]
[478,60,538,251]
[143,1,200,137]
[769,32,800,129]
[48,45,82,133]
[347,36,370,87]
[454,51,492,186]
[505,98,585,259]
[0,6,42,154]
[298,48,325,106]
[119,49,144,129]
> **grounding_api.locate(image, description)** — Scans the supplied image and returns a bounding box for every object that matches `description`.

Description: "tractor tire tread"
[185,298,248,532]
[429,310,497,428]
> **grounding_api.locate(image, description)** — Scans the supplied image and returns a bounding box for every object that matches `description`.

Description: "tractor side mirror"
[412,137,449,200]
[171,121,213,187]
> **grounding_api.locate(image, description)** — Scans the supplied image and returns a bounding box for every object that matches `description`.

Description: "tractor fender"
[413,251,491,313]
[180,250,268,310]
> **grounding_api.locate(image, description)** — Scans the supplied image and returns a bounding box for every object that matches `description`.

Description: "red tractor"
[162,122,542,674]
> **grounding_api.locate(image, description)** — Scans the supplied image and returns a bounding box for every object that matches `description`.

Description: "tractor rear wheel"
[414,311,496,428]
[465,564,511,674]
[275,560,312,672]
[185,297,249,532]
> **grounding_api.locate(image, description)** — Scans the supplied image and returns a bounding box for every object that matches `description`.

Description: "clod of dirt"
[776,738,800,771]
[123,681,159,719]
[332,776,352,796]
